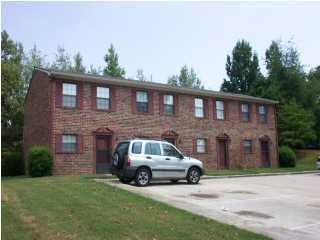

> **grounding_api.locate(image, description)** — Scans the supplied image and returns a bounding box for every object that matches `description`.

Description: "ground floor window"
[62,135,77,153]
[243,140,252,154]
[196,138,206,153]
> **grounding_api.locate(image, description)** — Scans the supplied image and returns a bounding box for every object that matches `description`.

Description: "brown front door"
[261,141,270,167]
[96,135,112,173]
[217,139,229,169]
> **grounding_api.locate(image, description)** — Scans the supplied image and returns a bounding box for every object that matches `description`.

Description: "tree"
[22,44,47,93]
[88,65,102,75]
[71,52,86,73]
[305,66,320,145]
[167,65,203,89]
[1,30,24,148]
[265,41,305,104]
[103,44,125,78]
[51,46,72,71]
[278,102,316,148]
[136,69,147,81]
[221,40,262,94]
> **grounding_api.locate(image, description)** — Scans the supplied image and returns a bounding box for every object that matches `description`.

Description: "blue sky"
[2,1,320,90]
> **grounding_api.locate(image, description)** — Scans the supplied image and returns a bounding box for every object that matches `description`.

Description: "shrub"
[1,147,24,176]
[279,146,296,167]
[28,146,53,177]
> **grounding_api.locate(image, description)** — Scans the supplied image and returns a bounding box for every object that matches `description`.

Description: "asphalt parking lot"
[103,173,320,240]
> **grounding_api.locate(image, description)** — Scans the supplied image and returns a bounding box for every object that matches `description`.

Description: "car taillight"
[127,157,132,167]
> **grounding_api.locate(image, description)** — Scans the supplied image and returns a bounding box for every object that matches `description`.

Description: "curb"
[202,170,320,179]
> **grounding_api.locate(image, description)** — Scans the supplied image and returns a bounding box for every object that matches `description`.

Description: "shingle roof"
[36,68,278,104]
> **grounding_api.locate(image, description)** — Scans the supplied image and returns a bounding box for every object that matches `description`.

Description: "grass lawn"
[207,149,320,176]
[2,176,269,240]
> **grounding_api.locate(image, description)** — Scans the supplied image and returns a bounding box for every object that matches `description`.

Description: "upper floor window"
[96,87,110,110]
[195,98,204,118]
[258,105,267,123]
[196,138,206,153]
[163,95,174,115]
[62,134,77,153]
[144,142,161,155]
[136,91,148,113]
[63,83,77,108]
[241,103,250,122]
[216,100,225,120]
[243,140,252,154]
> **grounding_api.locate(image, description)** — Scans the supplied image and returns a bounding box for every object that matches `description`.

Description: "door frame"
[161,130,179,146]
[216,133,230,169]
[93,127,114,174]
[259,135,271,168]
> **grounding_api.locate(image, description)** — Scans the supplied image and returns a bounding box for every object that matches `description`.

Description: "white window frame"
[196,138,206,153]
[195,98,204,118]
[96,87,110,110]
[62,83,77,108]
[216,100,225,120]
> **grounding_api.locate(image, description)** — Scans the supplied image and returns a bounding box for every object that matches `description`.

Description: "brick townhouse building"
[23,68,278,175]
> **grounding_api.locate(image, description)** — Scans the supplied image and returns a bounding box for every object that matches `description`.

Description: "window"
[216,100,225,120]
[96,87,110,110]
[195,98,204,118]
[63,83,77,108]
[259,105,267,123]
[145,142,161,155]
[136,91,148,113]
[196,139,206,153]
[162,143,181,158]
[241,103,250,122]
[243,140,252,154]
[62,135,77,153]
[163,94,174,115]
[132,142,142,154]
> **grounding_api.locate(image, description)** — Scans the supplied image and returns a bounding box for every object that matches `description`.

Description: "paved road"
[102,173,320,240]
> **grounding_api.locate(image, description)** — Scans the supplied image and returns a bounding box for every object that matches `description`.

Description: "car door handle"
[146,156,152,159]
[165,158,170,160]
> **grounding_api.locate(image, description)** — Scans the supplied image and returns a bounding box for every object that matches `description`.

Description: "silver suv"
[111,139,204,186]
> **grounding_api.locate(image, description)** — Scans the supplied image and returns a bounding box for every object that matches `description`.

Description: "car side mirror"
[178,154,184,160]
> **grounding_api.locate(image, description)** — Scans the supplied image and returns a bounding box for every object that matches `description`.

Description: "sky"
[2,1,320,90]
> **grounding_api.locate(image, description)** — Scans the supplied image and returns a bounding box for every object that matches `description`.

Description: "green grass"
[207,149,320,176]
[2,176,269,240]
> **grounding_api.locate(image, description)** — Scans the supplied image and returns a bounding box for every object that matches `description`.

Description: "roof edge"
[34,68,278,104]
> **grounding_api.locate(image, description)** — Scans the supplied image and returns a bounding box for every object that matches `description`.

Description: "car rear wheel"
[187,167,200,184]
[135,167,151,187]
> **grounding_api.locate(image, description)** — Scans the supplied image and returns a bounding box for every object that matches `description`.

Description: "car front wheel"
[187,167,201,184]
[135,167,151,187]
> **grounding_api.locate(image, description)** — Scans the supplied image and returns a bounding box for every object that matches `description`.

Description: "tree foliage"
[71,52,86,73]
[168,65,203,89]
[221,40,262,94]
[136,69,147,81]
[103,44,125,78]
[1,30,24,148]
[220,39,319,148]
[278,102,316,148]
[51,46,72,71]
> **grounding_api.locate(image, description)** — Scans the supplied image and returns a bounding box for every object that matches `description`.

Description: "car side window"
[162,143,180,158]
[132,142,142,154]
[145,142,161,155]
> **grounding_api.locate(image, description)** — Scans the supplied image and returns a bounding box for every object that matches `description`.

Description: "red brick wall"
[23,71,52,164]
[50,79,278,175]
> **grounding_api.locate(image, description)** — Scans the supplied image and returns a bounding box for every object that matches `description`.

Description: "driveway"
[102,173,320,240]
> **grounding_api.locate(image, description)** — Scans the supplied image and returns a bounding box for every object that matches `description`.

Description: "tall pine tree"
[103,44,125,78]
